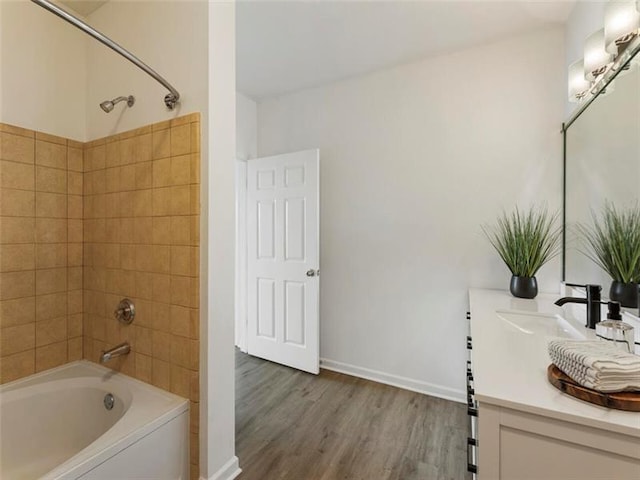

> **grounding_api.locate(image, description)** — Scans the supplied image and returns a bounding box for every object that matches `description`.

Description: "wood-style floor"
[236,350,469,480]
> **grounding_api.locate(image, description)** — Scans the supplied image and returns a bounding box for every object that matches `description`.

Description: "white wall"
[236,92,257,160]
[204,2,238,479]
[257,28,565,400]
[86,1,209,140]
[0,0,87,140]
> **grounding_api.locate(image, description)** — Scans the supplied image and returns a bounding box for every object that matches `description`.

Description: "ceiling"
[60,0,108,17]
[237,0,575,100]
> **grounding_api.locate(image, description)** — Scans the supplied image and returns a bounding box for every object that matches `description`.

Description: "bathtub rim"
[0,360,189,480]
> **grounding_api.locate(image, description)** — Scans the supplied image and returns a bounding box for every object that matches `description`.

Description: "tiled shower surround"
[0,113,201,477]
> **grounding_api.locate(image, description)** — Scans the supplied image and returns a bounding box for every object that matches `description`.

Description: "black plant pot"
[510,275,538,299]
[609,281,639,308]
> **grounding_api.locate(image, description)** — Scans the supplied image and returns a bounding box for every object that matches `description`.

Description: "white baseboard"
[320,358,465,403]
[204,456,241,480]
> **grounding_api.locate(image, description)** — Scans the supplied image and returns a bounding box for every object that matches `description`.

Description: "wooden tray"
[547,364,640,412]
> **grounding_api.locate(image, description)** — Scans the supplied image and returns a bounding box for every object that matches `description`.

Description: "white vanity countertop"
[469,288,640,438]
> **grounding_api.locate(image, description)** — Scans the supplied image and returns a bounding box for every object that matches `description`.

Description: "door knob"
[306,269,316,277]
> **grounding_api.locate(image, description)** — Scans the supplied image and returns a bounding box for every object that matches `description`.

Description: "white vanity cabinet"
[468,289,640,480]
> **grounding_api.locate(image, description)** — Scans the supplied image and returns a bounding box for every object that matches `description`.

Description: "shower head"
[100,95,135,113]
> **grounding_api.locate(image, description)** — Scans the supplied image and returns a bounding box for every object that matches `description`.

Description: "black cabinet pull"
[466,311,471,320]
[466,360,472,373]
[467,439,478,474]
[466,336,473,350]
[467,406,478,417]
[467,437,477,447]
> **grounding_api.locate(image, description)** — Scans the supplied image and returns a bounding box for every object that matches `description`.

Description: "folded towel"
[548,340,640,393]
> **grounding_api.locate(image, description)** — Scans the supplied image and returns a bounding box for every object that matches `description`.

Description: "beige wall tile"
[170,155,191,185]
[170,275,195,308]
[170,246,191,277]
[0,123,35,138]
[135,161,153,189]
[68,219,83,243]
[68,243,82,266]
[68,267,82,290]
[135,353,152,383]
[190,401,199,434]
[133,189,152,217]
[152,329,171,361]
[1,132,34,164]
[120,138,135,165]
[105,168,119,193]
[171,335,192,369]
[68,195,83,219]
[35,141,66,169]
[36,218,67,243]
[135,272,153,301]
[152,216,171,245]
[67,147,83,172]
[190,123,201,154]
[152,357,170,390]
[36,166,66,193]
[170,125,191,157]
[68,291,82,314]
[68,337,82,361]
[35,341,67,372]
[190,186,199,215]
[1,188,34,216]
[153,158,171,187]
[170,186,190,216]
[152,187,171,216]
[170,216,190,245]
[120,245,136,271]
[0,350,35,382]
[152,245,170,274]
[151,274,171,305]
[135,134,152,163]
[0,296,35,328]
[152,129,170,160]
[134,245,153,272]
[0,270,35,300]
[170,363,191,398]
[153,301,171,332]
[36,268,67,296]
[35,292,66,321]
[85,145,106,171]
[120,164,136,191]
[36,243,66,269]
[106,141,121,168]
[135,326,153,355]
[133,217,153,245]
[1,160,34,190]
[36,192,67,218]
[68,171,82,195]
[169,305,190,338]
[1,323,35,356]
[190,154,200,184]
[68,313,83,338]
[35,132,66,146]
[36,316,67,347]
[1,244,35,272]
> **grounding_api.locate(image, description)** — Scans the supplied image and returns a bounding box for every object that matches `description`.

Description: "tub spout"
[100,342,130,363]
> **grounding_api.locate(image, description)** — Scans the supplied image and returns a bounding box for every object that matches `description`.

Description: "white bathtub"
[0,360,189,480]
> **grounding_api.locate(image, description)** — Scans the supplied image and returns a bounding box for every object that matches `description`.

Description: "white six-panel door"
[247,149,319,374]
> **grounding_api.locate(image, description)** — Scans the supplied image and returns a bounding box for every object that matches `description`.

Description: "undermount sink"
[496,310,585,340]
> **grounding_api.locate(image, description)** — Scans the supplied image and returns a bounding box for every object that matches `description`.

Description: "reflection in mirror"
[564,56,640,309]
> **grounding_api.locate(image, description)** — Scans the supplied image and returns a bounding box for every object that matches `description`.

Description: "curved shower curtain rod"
[31,0,180,110]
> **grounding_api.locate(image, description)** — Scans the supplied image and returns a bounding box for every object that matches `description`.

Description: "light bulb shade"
[605,1,640,54]
[568,59,591,102]
[584,29,614,81]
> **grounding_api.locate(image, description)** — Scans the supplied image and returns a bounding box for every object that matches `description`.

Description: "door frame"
[235,159,248,353]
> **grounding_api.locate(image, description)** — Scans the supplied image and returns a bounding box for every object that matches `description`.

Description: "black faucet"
[554,284,601,329]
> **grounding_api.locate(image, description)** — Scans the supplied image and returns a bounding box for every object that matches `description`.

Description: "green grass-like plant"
[577,202,640,283]
[482,207,562,278]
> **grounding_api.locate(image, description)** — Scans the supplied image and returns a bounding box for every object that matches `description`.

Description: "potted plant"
[482,207,562,299]
[577,202,640,308]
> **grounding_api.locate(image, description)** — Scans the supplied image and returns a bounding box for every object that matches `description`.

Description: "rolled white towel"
[548,340,640,392]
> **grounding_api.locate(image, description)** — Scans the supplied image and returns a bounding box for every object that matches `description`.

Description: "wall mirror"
[563,39,640,310]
